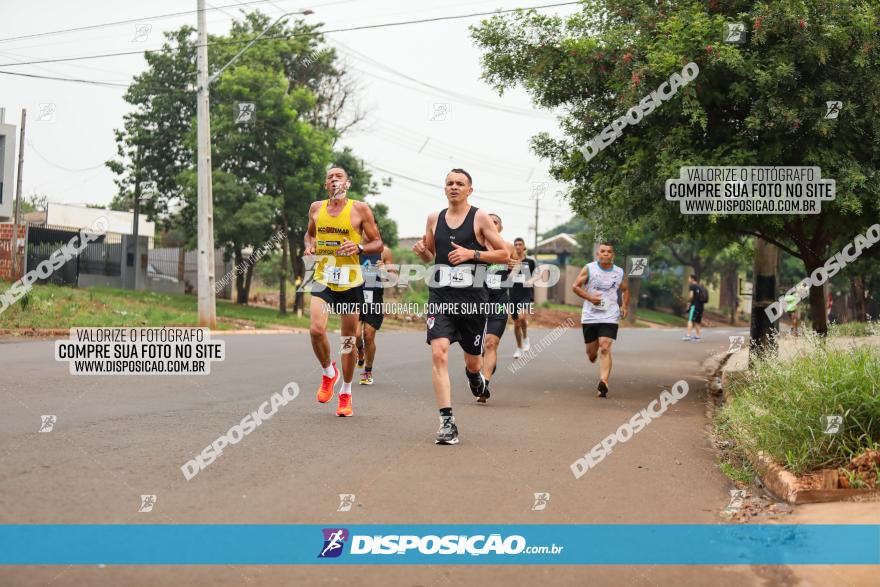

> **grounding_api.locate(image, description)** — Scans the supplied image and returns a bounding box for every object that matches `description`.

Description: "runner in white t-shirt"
[571,242,630,398]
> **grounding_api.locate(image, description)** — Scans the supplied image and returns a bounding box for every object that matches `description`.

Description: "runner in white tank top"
[572,242,630,398]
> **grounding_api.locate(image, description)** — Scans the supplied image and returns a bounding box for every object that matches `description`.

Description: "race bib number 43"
[437,266,474,287]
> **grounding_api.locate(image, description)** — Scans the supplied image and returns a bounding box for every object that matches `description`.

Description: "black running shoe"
[466,369,486,398]
[477,379,491,403]
[435,416,459,445]
[597,380,609,398]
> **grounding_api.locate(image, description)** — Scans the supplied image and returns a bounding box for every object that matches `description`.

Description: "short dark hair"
[514,237,526,245]
[598,241,614,249]
[448,168,472,185]
[690,274,700,282]
[326,166,349,179]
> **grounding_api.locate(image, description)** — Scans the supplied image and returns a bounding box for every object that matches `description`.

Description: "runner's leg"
[482,334,500,380]
[363,323,378,368]
[597,336,613,384]
[309,295,331,368]
[430,338,452,409]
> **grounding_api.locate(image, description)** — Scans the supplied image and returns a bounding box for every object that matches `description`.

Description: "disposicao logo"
[318,528,349,558]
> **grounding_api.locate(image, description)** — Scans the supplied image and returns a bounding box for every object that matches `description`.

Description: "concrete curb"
[718,346,880,504]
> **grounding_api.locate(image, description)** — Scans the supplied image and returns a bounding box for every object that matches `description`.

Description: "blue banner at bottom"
[1,525,878,565]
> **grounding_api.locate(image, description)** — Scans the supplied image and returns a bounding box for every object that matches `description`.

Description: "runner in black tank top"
[355,245,394,386]
[411,169,511,445]
[429,206,489,305]
[480,213,516,403]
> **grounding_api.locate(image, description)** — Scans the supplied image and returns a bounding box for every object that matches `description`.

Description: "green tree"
[473,0,880,334]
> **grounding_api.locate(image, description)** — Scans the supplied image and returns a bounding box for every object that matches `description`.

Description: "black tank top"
[430,206,488,303]
[360,251,383,296]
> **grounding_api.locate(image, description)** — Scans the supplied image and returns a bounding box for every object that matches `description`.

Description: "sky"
[0,0,581,244]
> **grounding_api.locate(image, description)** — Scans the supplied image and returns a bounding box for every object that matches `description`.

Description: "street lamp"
[195,3,313,328]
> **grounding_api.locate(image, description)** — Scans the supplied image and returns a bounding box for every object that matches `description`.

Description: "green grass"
[717,333,880,474]
[718,460,756,485]
[0,282,328,331]
[633,308,687,326]
[829,321,879,338]
[538,302,686,326]
[539,301,581,314]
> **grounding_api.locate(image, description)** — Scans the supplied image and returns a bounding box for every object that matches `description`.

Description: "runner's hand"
[304,243,316,256]
[448,242,473,265]
[412,238,427,256]
[621,306,628,319]
[336,238,359,256]
[507,258,521,270]
[586,292,602,305]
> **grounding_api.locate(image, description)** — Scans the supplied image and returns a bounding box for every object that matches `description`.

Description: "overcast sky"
[0,0,580,244]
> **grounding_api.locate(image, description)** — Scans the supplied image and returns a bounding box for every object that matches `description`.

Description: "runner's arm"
[620,274,630,319]
[379,246,398,277]
[356,202,384,254]
[469,209,510,264]
[413,213,437,262]
[572,265,601,304]
[304,202,319,255]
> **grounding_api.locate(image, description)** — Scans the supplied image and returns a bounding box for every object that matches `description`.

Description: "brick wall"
[0,223,26,281]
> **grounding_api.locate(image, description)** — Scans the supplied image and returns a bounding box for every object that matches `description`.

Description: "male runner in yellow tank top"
[305,167,383,417]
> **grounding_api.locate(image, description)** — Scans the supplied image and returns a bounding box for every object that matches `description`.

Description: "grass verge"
[0,282,329,331]
[716,332,880,475]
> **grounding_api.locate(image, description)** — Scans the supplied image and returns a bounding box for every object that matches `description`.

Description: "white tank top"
[580,261,625,324]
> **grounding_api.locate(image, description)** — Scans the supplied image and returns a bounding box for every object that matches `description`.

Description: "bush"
[717,333,880,474]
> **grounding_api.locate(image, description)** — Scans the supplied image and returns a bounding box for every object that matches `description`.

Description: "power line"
[0,2,581,67]
[0,0,296,44]
[0,69,128,87]
[365,162,570,213]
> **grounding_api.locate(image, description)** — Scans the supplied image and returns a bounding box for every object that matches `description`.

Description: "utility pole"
[196,0,216,328]
[749,237,779,362]
[12,109,26,279]
[533,197,539,250]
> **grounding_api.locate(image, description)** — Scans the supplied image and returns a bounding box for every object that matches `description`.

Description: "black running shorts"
[311,284,363,315]
[582,322,619,343]
[485,315,508,339]
[426,313,488,356]
[688,305,703,324]
[360,289,384,330]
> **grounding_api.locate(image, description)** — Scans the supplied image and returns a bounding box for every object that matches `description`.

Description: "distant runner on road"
[480,213,515,404]
[412,168,509,445]
[684,274,706,341]
[510,237,537,359]
[572,241,629,398]
[356,245,395,385]
[304,166,383,417]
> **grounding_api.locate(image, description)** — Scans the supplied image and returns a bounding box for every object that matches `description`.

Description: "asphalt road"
[0,324,812,586]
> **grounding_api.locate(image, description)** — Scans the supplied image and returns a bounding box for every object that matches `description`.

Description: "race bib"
[513,273,526,284]
[437,265,474,288]
[363,290,374,304]
[593,297,609,311]
[323,265,350,286]
[486,274,502,289]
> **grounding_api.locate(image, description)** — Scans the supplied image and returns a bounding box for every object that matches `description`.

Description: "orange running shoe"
[317,362,339,403]
[336,394,353,417]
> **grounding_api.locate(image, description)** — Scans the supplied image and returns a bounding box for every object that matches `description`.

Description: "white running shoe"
[513,348,523,359]
[522,338,531,352]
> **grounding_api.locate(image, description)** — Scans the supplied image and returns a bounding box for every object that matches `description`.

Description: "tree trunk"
[292,244,305,314]
[242,262,255,305]
[851,274,867,322]
[803,258,829,336]
[279,234,289,315]
[724,269,739,325]
[234,246,248,304]
[627,276,640,325]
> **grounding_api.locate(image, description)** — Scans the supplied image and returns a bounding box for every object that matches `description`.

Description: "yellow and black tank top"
[314,199,363,291]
